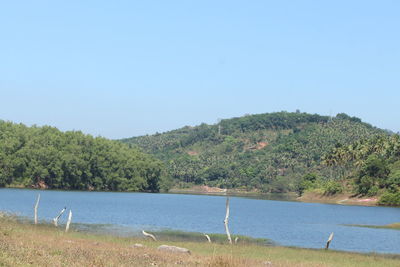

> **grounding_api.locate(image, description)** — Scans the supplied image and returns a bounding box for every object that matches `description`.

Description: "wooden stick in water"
[224,197,232,244]
[34,194,40,225]
[65,210,72,233]
[325,232,334,249]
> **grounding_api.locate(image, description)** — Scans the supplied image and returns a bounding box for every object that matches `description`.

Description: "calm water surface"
[0,188,399,254]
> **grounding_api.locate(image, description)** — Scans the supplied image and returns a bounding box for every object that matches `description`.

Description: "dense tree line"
[0,121,166,192]
[122,112,383,194]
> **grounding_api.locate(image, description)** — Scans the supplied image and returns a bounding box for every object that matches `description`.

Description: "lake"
[0,188,399,254]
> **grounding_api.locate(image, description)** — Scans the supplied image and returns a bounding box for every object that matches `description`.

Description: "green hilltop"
[121,111,385,194]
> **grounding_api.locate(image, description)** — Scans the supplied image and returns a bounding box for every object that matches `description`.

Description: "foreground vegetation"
[0,120,166,192]
[0,216,399,267]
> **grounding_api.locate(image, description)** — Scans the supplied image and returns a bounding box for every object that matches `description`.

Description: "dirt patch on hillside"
[256,142,268,149]
[246,142,268,151]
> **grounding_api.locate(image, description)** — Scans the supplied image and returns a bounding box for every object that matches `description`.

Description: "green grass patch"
[343,223,400,230]
[152,229,273,245]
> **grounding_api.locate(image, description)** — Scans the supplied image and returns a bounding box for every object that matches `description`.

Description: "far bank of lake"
[169,185,381,206]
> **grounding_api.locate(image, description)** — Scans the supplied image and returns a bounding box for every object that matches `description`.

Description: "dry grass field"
[0,215,399,267]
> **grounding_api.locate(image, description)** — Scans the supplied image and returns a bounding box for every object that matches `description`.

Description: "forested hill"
[0,120,166,192]
[121,112,385,193]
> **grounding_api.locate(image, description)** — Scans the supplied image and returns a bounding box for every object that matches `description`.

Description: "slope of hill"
[0,120,166,192]
[121,112,384,193]
[323,134,400,205]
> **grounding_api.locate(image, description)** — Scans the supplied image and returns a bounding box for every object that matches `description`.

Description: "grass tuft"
[153,229,273,245]
[343,223,400,231]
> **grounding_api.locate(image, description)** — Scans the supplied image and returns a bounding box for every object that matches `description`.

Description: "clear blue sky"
[1,1,399,139]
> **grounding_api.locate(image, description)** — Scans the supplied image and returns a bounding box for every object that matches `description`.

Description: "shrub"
[323,180,343,195]
[378,191,400,206]
[296,173,319,196]
[367,185,379,196]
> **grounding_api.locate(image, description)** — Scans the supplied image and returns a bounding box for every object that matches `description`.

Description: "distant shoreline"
[168,185,297,201]
[297,192,379,206]
[168,186,384,207]
[0,185,388,207]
